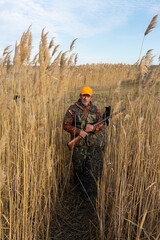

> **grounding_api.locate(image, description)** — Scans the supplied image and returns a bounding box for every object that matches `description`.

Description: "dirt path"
[49,189,99,240]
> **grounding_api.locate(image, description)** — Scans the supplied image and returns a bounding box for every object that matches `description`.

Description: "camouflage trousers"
[72,145,104,198]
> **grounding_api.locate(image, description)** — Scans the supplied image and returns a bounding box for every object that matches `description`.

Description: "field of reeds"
[0,15,160,240]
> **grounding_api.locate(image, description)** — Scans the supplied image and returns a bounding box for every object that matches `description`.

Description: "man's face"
[80,94,92,106]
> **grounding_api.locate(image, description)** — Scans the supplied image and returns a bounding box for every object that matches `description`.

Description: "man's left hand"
[85,124,95,132]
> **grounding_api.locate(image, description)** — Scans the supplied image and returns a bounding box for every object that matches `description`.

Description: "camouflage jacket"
[63,99,103,146]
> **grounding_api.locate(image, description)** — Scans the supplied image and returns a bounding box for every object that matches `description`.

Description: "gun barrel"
[93,107,126,127]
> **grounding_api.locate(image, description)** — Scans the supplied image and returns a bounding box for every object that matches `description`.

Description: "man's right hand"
[79,130,88,138]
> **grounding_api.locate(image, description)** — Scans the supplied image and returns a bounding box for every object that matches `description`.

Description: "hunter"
[63,86,104,201]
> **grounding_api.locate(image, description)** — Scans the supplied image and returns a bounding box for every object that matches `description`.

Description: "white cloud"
[0,0,158,36]
[0,0,159,60]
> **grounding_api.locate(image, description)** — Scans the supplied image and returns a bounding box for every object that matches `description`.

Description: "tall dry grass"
[96,74,160,239]
[96,14,160,239]
[0,27,77,240]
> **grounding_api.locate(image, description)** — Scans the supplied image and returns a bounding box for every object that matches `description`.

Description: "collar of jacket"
[75,99,93,111]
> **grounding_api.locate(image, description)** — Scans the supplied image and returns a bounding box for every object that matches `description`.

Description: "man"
[63,86,104,201]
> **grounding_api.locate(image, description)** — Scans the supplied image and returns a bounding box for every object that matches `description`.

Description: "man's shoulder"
[69,102,78,110]
[67,102,80,114]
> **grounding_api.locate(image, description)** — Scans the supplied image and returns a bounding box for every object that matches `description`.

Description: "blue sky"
[0,0,160,65]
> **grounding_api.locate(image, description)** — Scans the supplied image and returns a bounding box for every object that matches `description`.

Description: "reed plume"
[139,49,154,77]
[41,28,48,49]
[1,46,12,70]
[20,26,32,65]
[27,32,32,62]
[74,53,78,65]
[68,53,75,66]
[20,26,32,64]
[39,29,51,70]
[144,14,158,36]
[70,38,78,51]
[60,51,68,68]
[32,53,39,66]
[56,51,68,99]
[48,50,61,72]
[52,44,60,56]
[13,41,20,67]
[49,38,54,49]
[138,14,158,64]
[3,45,12,56]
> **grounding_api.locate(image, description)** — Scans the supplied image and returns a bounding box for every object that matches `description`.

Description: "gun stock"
[67,135,83,150]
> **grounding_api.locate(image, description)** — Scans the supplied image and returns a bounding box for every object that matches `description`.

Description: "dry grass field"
[0,16,160,240]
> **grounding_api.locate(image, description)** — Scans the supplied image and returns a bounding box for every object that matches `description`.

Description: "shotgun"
[67,108,126,150]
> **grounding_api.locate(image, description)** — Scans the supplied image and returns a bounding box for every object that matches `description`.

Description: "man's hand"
[79,124,95,138]
[85,124,95,132]
[79,130,88,138]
